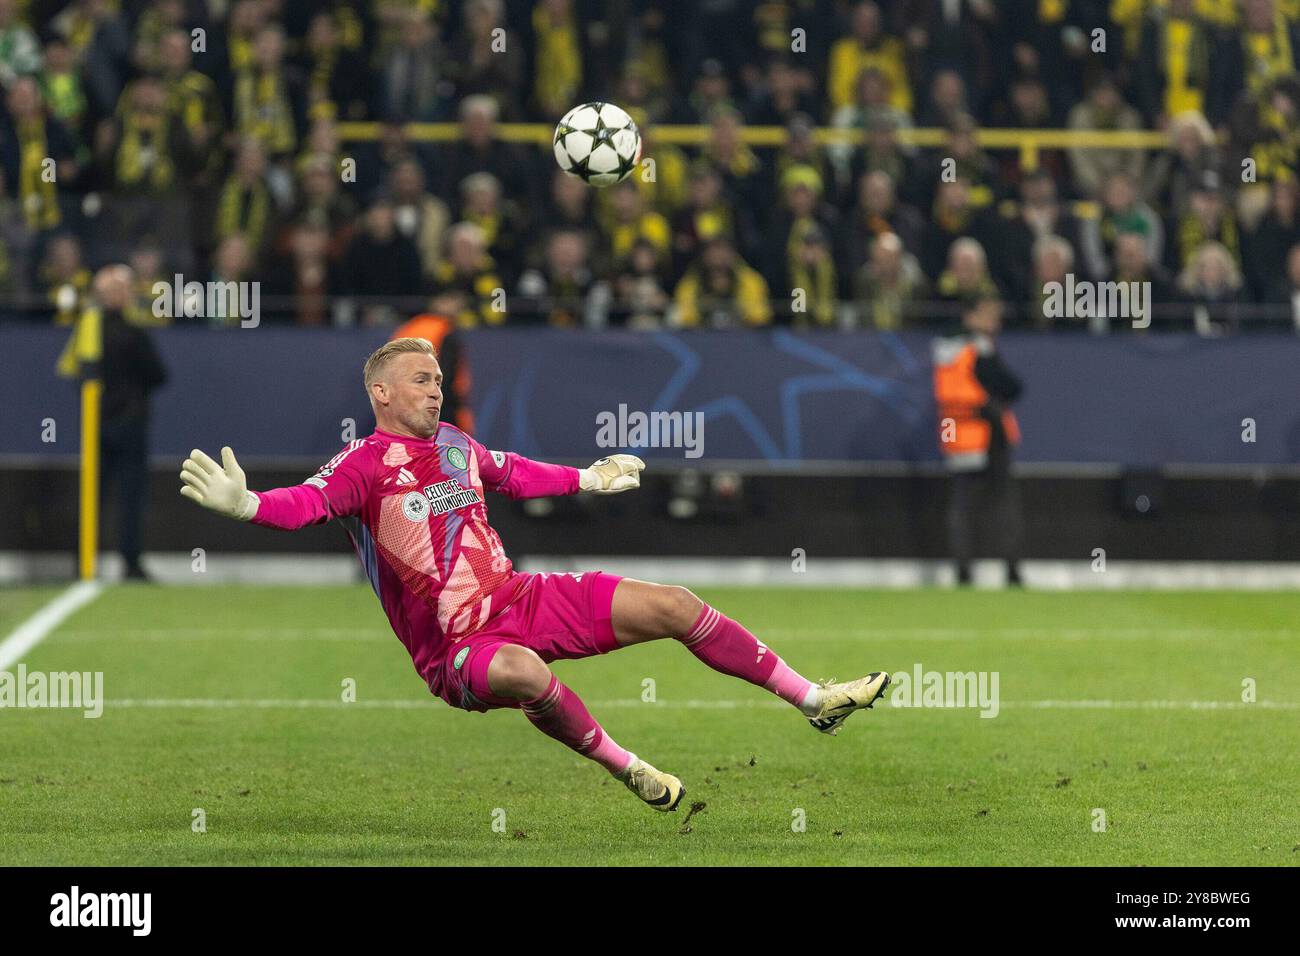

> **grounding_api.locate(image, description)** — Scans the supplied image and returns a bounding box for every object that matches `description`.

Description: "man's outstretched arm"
[179,446,331,530]
[472,437,645,500]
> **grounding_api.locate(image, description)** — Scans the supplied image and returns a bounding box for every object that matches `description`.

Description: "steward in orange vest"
[932,295,1025,586]
[932,297,1022,471]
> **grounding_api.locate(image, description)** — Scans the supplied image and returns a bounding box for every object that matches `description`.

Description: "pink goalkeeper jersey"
[248,424,580,693]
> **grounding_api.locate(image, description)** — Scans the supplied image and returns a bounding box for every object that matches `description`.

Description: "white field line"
[42,626,1300,643]
[0,581,105,670]
[101,697,1300,712]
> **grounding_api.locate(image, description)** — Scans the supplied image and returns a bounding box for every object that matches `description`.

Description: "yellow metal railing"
[79,379,101,581]
[336,123,1174,172]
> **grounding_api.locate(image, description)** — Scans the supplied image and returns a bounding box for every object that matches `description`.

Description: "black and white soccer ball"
[552,102,642,187]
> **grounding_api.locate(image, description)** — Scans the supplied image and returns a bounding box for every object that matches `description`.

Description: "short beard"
[404,410,439,439]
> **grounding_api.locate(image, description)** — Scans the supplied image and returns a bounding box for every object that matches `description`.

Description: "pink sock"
[682,604,816,712]
[521,674,634,775]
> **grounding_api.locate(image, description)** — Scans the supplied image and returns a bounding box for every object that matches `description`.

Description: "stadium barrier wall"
[4,467,1300,566]
[3,326,1299,465]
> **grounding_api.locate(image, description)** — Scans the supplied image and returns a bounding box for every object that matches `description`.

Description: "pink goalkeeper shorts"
[437,571,623,712]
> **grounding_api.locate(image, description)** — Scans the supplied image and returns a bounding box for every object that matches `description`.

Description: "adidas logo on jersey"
[387,467,418,486]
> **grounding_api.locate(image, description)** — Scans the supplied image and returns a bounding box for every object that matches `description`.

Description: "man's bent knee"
[486,644,552,700]
[659,585,704,639]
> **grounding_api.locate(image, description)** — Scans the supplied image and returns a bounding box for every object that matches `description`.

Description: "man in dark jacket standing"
[932,294,1025,586]
[94,265,168,580]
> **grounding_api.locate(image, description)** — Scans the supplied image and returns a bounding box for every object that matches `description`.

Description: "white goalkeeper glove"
[179,446,259,521]
[578,454,645,494]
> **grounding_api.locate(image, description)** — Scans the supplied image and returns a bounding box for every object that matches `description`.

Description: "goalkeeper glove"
[179,446,259,521]
[578,454,645,494]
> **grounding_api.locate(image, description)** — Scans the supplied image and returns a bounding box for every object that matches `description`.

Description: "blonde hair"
[1177,241,1242,294]
[363,337,435,390]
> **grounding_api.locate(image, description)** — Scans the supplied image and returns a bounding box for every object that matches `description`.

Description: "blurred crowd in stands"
[4,0,1300,333]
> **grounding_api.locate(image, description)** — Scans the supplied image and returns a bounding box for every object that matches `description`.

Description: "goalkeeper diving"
[179,337,889,811]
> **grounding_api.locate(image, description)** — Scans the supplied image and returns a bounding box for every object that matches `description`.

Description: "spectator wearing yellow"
[532,0,582,118]
[1237,77,1300,195]
[373,0,445,60]
[1113,0,1273,57]
[40,234,91,327]
[158,28,224,184]
[1207,1,1300,124]
[302,9,370,122]
[215,138,276,256]
[773,113,834,204]
[671,162,737,276]
[233,23,300,159]
[828,2,911,114]
[430,222,506,327]
[941,114,997,210]
[1,77,77,231]
[127,244,169,327]
[622,112,686,215]
[624,8,672,107]
[106,76,178,195]
[38,37,86,133]
[673,236,771,328]
[224,0,264,76]
[1135,0,1214,124]
[766,163,839,298]
[131,0,186,73]
[853,231,927,331]
[459,171,526,284]
[1171,171,1240,274]
[1240,0,1299,96]
[602,179,672,268]
[277,152,360,259]
[788,226,838,328]
[701,105,764,212]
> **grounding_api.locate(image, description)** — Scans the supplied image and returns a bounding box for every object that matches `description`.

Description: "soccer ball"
[553,102,642,187]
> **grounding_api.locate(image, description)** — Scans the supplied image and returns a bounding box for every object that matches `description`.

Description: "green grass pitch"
[1,584,1297,866]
